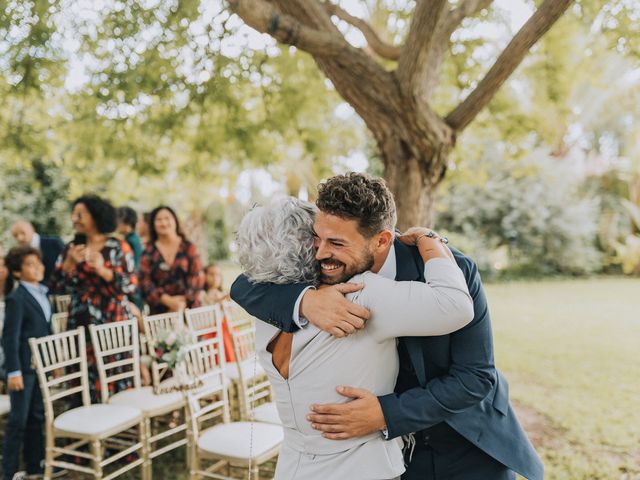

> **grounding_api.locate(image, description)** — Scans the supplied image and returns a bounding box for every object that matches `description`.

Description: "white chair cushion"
[224,358,265,381]
[253,402,281,425]
[109,387,184,415]
[0,395,10,416]
[198,422,283,459]
[54,404,142,439]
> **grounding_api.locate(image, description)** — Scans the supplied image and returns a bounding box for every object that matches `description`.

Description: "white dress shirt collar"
[377,242,397,280]
[31,232,41,249]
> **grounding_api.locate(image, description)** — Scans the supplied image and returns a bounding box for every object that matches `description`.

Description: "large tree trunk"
[377,128,453,230]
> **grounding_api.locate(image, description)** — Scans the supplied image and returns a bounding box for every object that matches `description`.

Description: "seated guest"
[200,263,229,305]
[2,246,63,479]
[49,194,136,402]
[140,206,204,314]
[11,220,64,286]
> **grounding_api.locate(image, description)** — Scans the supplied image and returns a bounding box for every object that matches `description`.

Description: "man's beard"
[319,249,375,285]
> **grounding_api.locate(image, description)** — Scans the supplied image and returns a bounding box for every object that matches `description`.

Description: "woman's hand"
[63,244,85,273]
[85,248,105,271]
[398,227,454,261]
[161,294,186,312]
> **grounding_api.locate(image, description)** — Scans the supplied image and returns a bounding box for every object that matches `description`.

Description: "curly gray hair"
[236,197,320,285]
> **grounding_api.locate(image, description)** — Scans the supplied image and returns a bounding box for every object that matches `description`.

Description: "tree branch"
[418,0,493,101]
[228,0,347,57]
[323,2,401,61]
[445,0,575,131]
[396,0,450,99]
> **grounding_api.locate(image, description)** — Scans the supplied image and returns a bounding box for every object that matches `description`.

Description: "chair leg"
[91,439,103,480]
[44,429,54,479]
[142,417,152,480]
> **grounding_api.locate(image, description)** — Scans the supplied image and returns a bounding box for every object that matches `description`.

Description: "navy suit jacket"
[40,235,65,285]
[231,240,544,480]
[2,284,52,375]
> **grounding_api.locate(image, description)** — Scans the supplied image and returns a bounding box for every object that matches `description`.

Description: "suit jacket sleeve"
[2,294,24,374]
[229,274,311,333]
[378,256,497,439]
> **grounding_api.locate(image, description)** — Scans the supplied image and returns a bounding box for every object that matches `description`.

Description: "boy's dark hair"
[148,206,186,243]
[316,172,397,237]
[4,246,41,295]
[117,206,138,229]
[72,194,117,234]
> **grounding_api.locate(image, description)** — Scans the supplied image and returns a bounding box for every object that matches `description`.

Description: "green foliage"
[0,159,72,246]
[437,148,602,276]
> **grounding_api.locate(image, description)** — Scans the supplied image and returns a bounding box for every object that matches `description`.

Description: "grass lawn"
[487,277,640,479]
[137,273,640,480]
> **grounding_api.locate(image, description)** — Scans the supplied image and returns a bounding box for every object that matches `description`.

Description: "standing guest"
[136,211,151,246]
[49,194,136,402]
[116,206,144,271]
[140,206,204,314]
[200,263,230,305]
[2,246,63,479]
[11,220,64,286]
[0,247,8,303]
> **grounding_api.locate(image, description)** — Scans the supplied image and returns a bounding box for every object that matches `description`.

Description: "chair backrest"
[184,305,220,340]
[89,320,141,403]
[29,328,90,421]
[183,340,229,437]
[52,294,72,313]
[221,300,254,331]
[143,310,184,350]
[229,322,273,419]
[51,312,68,334]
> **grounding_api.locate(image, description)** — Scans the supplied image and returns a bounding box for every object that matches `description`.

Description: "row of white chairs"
[27,302,282,479]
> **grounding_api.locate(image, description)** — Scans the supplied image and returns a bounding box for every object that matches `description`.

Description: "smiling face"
[313,211,392,285]
[71,203,97,235]
[153,208,178,239]
[11,221,35,245]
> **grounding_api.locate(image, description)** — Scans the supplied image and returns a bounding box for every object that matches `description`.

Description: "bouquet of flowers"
[153,329,196,368]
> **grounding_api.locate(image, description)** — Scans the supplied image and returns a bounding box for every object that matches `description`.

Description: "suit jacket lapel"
[19,284,47,323]
[393,239,427,384]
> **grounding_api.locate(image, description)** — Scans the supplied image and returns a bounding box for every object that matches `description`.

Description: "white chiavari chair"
[183,339,282,480]
[52,294,71,314]
[142,311,184,390]
[229,322,280,425]
[51,312,68,334]
[89,320,187,480]
[184,305,219,341]
[29,328,145,480]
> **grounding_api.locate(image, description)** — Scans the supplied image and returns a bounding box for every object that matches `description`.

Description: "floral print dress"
[139,239,204,315]
[49,237,137,402]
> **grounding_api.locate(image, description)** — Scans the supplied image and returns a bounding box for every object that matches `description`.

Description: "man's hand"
[300,284,370,337]
[307,386,386,440]
[8,375,24,391]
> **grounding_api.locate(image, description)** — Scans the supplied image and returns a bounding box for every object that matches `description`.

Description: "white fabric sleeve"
[292,286,315,328]
[349,258,474,342]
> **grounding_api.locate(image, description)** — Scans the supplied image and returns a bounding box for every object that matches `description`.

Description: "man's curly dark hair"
[72,194,117,234]
[316,172,397,237]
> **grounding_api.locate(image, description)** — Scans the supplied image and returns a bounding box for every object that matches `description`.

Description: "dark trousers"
[402,423,515,480]
[3,373,45,480]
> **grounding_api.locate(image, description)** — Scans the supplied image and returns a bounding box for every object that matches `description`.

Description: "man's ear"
[375,230,394,252]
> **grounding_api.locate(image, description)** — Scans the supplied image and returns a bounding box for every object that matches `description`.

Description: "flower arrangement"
[153,329,196,368]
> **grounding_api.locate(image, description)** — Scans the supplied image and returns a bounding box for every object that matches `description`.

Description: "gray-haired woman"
[236,197,473,480]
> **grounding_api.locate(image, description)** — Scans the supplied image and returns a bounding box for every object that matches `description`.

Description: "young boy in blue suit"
[2,246,56,480]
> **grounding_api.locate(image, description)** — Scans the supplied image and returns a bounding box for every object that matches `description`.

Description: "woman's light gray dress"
[255,258,473,480]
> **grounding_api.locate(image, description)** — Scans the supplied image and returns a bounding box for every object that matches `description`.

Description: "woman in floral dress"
[50,194,136,403]
[140,206,204,315]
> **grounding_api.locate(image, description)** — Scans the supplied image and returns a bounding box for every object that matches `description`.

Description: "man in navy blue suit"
[11,220,65,286]
[231,173,543,479]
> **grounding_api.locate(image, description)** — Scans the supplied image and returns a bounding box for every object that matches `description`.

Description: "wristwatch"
[381,426,389,439]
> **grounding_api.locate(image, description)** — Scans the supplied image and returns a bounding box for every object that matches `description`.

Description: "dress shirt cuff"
[292,286,315,328]
[8,370,22,378]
